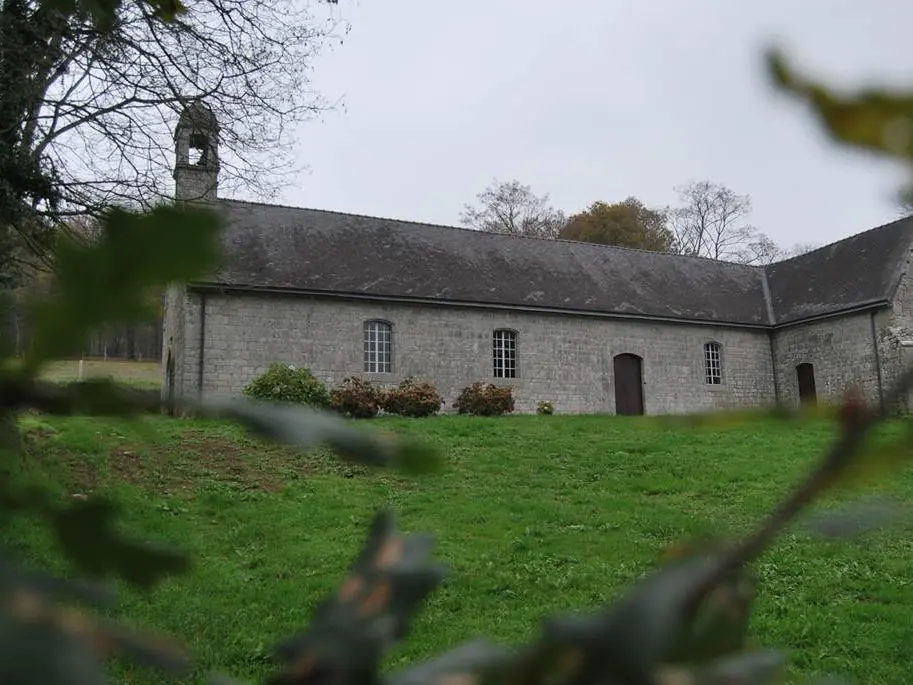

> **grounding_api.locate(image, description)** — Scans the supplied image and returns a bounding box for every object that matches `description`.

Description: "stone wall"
[177,290,777,415]
[772,312,885,409]
[880,249,913,412]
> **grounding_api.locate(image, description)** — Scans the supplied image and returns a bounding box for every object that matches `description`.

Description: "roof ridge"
[214,197,761,269]
[768,214,913,266]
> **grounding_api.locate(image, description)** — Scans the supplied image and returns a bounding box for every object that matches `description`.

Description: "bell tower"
[173,100,219,202]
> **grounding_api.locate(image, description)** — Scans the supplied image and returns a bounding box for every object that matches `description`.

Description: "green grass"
[6,413,913,684]
[39,358,161,389]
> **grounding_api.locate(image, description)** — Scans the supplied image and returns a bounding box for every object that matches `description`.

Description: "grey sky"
[272,0,913,250]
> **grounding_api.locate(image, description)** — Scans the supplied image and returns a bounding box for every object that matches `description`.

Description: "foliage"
[330,377,384,418]
[559,197,675,252]
[382,377,444,418]
[453,381,515,416]
[6,7,913,685]
[0,0,343,273]
[536,400,555,415]
[766,48,913,209]
[460,179,567,239]
[242,363,331,408]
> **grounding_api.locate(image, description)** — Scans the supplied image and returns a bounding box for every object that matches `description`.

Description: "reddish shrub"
[453,382,515,416]
[330,377,383,418]
[382,378,443,418]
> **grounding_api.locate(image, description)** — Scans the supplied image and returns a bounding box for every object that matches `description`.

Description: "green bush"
[537,400,555,415]
[382,377,443,418]
[330,377,383,418]
[242,363,330,407]
[453,381,515,416]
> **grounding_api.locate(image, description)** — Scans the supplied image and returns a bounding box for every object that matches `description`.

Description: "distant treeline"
[1,303,163,361]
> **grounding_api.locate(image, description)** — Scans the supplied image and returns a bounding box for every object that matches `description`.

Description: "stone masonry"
[168,291,779,415]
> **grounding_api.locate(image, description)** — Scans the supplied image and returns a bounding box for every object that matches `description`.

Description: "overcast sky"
[271,0,913,250]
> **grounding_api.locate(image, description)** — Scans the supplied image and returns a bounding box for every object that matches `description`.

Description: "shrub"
[453,381,515,416]
[330,377,383,418]
[537,400,555,415]
[242,363,330,407]
[382,377,443,417]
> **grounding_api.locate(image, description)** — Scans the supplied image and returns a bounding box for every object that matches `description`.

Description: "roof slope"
[206,199,769,325]
[200,199,913,328]
[764,216,913,325]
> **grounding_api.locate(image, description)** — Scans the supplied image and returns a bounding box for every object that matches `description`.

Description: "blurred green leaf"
[657,650,784,685]
[204,398,443,475]
[1,376,162,417]
[0,555,116,608]
[669,570,757,665]
[0,578,192,681]
[534,553,720,683]
[49,497,191,590]
[828,434,913,490]
[767,49,913,161]
[805,495,909,540]
[25,205,222,374]
[0,608,109,685]
[386,640,514,685]
[267,510,446,685]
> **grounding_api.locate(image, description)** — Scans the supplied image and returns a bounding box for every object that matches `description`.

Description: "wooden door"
[614,353,644,415]
[796,363,817,406]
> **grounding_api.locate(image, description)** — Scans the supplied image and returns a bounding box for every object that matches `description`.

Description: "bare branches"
[460,179,567,239]
[669,180,791,265]
[670,181,754,261]
[5,0,345,222]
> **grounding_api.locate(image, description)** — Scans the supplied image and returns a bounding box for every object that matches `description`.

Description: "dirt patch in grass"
[179,433,285,493]
[102,436,286,494]
[59,455,101,492]
[107,448,152,487]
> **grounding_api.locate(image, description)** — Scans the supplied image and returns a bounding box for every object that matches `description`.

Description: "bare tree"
[735,237,820,265]
[735,234,784,265]
[778,242,819,259]
[2,0,344,231]
[670,181,757,260]
[460,179,567,239]
[670,180,788,266]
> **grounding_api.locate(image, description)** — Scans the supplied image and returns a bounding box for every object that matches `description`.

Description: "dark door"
[796,363,817,406]
[614,353,645,415]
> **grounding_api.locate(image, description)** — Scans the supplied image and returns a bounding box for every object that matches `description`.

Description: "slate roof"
[764,216,913,325]
[197,199,913,329]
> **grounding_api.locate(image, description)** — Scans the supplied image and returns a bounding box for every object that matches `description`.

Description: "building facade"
[162,104,913,415]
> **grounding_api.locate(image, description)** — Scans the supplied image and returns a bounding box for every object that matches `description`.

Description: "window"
[703,341,722,385]
[363,320,392,373]
[493,329,517,378]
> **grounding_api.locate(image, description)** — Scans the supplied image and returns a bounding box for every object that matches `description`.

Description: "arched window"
[703,341,723,385]
[493,329,517,378]
[363,320,393,373]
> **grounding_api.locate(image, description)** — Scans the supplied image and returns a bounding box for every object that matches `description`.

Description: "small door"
[614,353,645,415]
[796,363,817,406]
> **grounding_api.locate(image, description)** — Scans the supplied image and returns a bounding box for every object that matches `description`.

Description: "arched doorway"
[796,363,817,406]
[614,353,644,415]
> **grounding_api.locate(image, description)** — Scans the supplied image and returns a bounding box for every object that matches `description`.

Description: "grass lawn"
[39,359,161,389]
[6,412,913,684]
